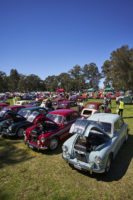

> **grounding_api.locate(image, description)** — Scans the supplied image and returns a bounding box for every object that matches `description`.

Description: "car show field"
[0,99,133,200]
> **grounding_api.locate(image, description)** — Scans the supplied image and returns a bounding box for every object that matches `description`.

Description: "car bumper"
[25,141,48,150]
[62,154,105,174]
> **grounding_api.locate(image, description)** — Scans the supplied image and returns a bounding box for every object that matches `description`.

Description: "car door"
[119,118,127,144]
[60,112,79,140]
[112,119,122,157]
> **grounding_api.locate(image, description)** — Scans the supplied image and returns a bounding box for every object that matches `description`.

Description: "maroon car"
[0,105,25,122]
[57,101,83,112]
[24,109,80,151]
[81,102,111,118]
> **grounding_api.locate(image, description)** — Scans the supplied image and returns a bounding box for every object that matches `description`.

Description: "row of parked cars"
[0,100,129,174]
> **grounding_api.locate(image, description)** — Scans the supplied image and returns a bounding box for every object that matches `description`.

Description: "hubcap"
[50,139,58,150]
[18,129,24,137]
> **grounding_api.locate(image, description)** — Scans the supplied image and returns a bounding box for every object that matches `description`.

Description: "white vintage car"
[81,102,111,118]
[62,113,128,174]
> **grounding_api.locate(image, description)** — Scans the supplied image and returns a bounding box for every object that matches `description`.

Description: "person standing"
[118,98,124,117]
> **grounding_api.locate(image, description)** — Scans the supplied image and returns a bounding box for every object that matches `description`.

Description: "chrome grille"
[30,136,37,143]
[75,152,87,163]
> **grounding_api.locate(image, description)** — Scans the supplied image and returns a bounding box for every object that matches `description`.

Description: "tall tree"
[8,69,20,92]
[102,45,133,90]
[44,75,58,91]
[0,71,8,92]
[69,65,85,91]
[83,63,101,89]
[101,60,112,87]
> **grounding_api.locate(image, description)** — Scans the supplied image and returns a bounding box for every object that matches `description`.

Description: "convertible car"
[24,109,80,151]
[62,113,128,174]
[0,107,47,138]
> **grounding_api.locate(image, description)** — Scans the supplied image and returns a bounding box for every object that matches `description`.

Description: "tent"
[104,88,114,92]
[56,89,65,93]
[87,88,96,92]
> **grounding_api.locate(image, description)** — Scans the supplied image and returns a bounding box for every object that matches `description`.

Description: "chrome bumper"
[25,141,48,150]
[62,154,105,174]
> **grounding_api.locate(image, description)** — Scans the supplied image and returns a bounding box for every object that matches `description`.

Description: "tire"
[105,154,112,174]
[49,137,59,151]
[17,128,24,138]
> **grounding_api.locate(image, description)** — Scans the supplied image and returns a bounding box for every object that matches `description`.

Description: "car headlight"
[62,145,68,153]
[23,131,26,136]
[37,140,40,145]
[8,126,12,131]
[41,137,45,143]
[95,156,103,164]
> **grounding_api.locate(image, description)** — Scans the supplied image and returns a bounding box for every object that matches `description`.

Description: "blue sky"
[0,0,133,87]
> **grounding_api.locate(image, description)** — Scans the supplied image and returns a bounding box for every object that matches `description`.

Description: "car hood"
[69,118,110,138]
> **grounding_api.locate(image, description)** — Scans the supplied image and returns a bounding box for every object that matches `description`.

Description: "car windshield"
[0,109,7,117]
[93,121,112,134]
[46,114,63,124]
[18,109,31,118]
[0,106,9,117]
[86,104,95,109]
[58,103,67,108]
[27,111,39,122]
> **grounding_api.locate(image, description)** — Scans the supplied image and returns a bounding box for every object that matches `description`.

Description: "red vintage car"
[52,98,66,109]
[24,109,80,151]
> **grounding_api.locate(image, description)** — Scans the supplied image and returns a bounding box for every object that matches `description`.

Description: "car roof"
[0,103,8,106]
[85,102,102,106]
[58,100,75,104]
[20,106,41,111]
[88,113,120,123]
[7,105,25,108]
[52,99,65,101]
[48,109,77,116]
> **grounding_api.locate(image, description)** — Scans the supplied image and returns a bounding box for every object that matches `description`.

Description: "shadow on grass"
[35,142,63,155]
[0,138,35,169]
[75,134,133,182]
[0,189,9,200]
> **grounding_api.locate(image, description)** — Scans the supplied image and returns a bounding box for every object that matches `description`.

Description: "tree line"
[0,45,133,92]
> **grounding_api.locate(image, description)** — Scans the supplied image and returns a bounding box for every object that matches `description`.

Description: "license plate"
[29,144,33,149]
[74,164,82,170]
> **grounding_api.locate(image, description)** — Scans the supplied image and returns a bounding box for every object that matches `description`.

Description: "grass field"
[0,99,133,200]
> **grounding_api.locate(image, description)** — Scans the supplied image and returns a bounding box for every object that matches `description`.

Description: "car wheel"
[49,137,59,151]
[17,128,24,138]
[105,155,112,173]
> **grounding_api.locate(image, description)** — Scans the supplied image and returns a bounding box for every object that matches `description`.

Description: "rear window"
[86,104,95,109]
[83,110,92,115]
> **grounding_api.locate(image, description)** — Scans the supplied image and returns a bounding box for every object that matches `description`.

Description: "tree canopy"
[0,45,133,92]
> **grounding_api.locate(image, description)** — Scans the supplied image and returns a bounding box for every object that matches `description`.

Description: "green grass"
[0,100,133,200]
